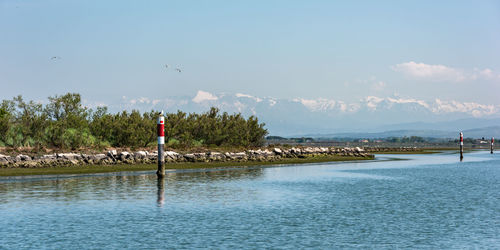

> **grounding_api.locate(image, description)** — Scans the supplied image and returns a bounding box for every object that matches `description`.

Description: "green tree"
[0,100,15,146]
[44,93,91,149]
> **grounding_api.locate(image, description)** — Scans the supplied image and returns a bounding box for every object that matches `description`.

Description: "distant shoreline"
[0,146,460,177]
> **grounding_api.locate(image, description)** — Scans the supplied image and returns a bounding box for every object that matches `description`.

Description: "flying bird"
[51,56,61,60]
[165,64,169,68]
[175,68,182,73]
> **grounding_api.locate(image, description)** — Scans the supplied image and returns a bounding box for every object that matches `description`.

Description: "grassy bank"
[0,155,373,177]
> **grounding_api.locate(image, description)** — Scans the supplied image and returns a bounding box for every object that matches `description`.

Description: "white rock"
[273,148,283,154]
[134,151,148,159]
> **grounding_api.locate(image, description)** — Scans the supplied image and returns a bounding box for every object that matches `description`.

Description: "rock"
[119,151,131,160]
[165,151,180,160]
[355,147,364,153]
[302,147,310,154]
[260,149,273,156]
[87,154,107,163]
[234,152,247,160]
[273,148,283,155]
[225,152,247,160]
[15,154,31,161]
[207,152,223,161]
[22,161,39,168]
[134,151,148,159]
[0,154,10,164]
[183,153,196,162]
[107,150,117,157]
[107,150,117,161]
[0,155,9,165]
[94,154,107,160]
[57,153,81,161]
[68,159,79,165]
[41,154,57,159]
[193,153,207,162]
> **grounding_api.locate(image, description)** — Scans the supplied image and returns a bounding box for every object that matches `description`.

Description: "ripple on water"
[0,151,499,249]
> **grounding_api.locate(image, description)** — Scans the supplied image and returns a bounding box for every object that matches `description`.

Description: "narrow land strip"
[0,155,372,176]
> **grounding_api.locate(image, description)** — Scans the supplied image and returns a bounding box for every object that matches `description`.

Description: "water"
[1,151,499,249]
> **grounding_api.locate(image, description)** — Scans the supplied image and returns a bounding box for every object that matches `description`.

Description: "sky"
[1,0,500,131]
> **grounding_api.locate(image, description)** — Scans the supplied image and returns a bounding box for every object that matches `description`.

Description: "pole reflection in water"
[157,177,165,207]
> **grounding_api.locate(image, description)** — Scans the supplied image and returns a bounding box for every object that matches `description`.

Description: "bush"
[0,94,268,150]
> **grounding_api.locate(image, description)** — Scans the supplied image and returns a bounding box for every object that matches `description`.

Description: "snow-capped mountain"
[89,90,500,136]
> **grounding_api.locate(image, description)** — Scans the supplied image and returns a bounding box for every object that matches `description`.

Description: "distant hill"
[301,126,500,139]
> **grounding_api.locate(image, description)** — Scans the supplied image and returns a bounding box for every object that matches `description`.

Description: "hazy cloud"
[432,99,497,117]
[393,62,500,83]
[371,81,386,91]
[192,90,218,103]
[392,61,466,82]
[235,93,263,102]
[472,68,500,81]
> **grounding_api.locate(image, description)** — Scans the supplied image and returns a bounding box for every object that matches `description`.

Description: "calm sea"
[1,151,499,249]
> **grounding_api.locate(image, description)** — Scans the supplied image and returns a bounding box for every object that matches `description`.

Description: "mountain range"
[93,90,500,137]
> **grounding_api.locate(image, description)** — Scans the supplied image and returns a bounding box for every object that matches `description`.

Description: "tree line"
[0,93,268,150]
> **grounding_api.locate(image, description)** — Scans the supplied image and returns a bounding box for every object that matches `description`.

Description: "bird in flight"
[175,68,182,73]
[51,56,61,60]
[165,64,169,68]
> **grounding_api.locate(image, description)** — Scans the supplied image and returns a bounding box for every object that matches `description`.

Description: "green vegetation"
[0,154,373,176]
[0,93,268,150]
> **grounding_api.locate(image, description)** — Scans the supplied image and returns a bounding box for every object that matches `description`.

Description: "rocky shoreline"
[0,146,405,168]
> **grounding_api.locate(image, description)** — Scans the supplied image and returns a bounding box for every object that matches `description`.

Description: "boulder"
[183,153,196,162]
[208,152,223,161]
[134,151,148,159]
[273,148,283,155]
[107,150,117,160]
[0,154,10,163]
[224,152,247,160]
[119,151,131,161]
[41,154,57,159]
[165,151,180,161]
[107,150,117,157]
[22,161,39,168]
[57,153,81,161]
[85,154,107,164]
[233,152,247,160]
[15,154,32,161]
[0,155,9,165]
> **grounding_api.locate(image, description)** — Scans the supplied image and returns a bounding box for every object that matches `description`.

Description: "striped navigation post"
[492,137,495,154]
[157,111,165,178]
[460,132,464,161]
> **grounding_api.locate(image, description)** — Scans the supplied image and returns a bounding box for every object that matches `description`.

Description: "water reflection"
[0,167,265,205]
[157,177,164,207]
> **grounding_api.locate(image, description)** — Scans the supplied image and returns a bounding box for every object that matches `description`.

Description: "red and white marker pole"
[460,132,464,160]
[157,111,165,178]
[491,137,495,154]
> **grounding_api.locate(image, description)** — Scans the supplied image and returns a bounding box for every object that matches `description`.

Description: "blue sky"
[1,0,500,118]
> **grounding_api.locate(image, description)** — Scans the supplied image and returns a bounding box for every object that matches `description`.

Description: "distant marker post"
[491,137,494,154]
[460,132,464,161]
[157,111,165,178]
